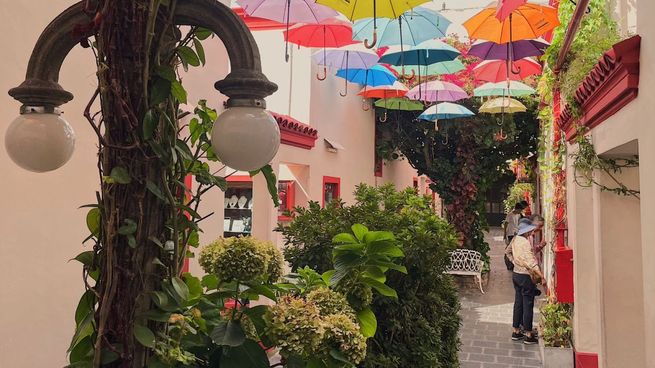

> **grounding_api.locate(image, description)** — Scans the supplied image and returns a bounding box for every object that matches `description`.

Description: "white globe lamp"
[5,107,75,172]
[211,106,280,171]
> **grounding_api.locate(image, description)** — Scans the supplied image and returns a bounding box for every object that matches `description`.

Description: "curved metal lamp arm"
[9,0,277,109]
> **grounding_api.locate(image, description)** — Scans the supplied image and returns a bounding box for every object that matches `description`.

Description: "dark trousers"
[512,273,537,332]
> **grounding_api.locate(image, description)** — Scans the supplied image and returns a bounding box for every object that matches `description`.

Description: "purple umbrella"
[312,49,379,70]
[237,0,338,61]
[468,39,550,61]
[406,81,468,104]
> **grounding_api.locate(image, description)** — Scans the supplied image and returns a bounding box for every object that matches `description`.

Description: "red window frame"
[277,180,296,221]
[322,176,341,207]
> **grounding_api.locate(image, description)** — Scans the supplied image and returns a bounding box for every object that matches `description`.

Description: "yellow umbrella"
[316,0,431,48]
[479,97,526,114]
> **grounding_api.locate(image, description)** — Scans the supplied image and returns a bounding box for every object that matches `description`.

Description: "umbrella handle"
[401,69,416,82]
[511,63,522,75]
[340,78,348,97]
[379,111,388,122]
[365,29,378,49]
[442,134,449,145]
[362,99,371,111]
[317,67,327,81]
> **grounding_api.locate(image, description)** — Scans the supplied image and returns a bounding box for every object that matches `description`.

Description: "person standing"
[503,203,525,270]
[505,221,545,344]
[520,215,546,268]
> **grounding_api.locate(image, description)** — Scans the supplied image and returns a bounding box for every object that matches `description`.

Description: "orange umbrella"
[473,58,541,82]
[358,82,408,99]
[463,4,559,43]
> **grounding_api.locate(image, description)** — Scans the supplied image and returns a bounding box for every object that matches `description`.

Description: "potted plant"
[539,299,574,368]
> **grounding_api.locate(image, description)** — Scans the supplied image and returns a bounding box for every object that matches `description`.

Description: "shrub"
[540,300,573,348]
[278,184,461,367]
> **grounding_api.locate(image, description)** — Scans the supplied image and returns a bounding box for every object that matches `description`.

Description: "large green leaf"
[171,276,190,302]
[133,324,156,348]
[85,208,101,236]
[193,38,206,65]
[183,273,203,301]
[171,80,187,104]
[74,290,96,325]
[329,349,355,366]
[351,224,369,241]
[332,232,357,244]
[362,267,386,283]
[177,46,200,67]
[367,259,408,274]
[69,336,93,364]
[109,166,131,184]
[357,308,377,338]
[362,277,398,299]
[219,340,269,368]
[250,165,279,207]
[71,251,94,267]
[363,230,395,244]
[149,77,171,106]
[201,274,219,290]
[367,241,404,258]
[210,320,246,347]
[142,109,156,140]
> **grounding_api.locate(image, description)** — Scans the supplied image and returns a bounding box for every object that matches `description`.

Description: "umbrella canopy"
[406,80,468,103]
[359,82,408,99]
[419,102,475,121]
[336,64,397,87]
[474,81,535,97]
[473,58,542,82]
[389,59,465,76]
[312,49,379,70]
[238,0,339,60]
[352,7,451,47]
[379,39,460,66]
[238,0,337,23]
[374,97,424,111]
[463,4,559,43]
[284,20,359,48]
[496,0,527,21]
[316,0,431,21]
[468,39,549,61]
[479,97,527,114]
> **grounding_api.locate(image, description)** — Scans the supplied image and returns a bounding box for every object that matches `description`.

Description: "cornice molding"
[270,112,318,150]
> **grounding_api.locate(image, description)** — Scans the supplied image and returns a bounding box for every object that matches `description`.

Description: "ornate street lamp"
[6,0,279,172]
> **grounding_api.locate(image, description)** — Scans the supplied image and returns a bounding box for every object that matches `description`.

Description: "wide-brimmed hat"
[517,221,537,236]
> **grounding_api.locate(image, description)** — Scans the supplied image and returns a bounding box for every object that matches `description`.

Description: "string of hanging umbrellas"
[235,0,560,131]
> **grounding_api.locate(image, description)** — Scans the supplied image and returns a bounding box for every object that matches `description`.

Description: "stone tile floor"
[457,229,545,368]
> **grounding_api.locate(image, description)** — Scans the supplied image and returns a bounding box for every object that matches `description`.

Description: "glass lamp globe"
[211,107,280,171]
[5,109,75,172]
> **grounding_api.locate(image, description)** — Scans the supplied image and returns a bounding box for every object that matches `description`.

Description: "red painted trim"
[270,112,319,150]
[575,352,599,368]
[554,247,574,303]
[233,7,294,31]
[560,36,641,141]
[278,181,295,222]
[226,175,253,183]
[322,176,341,207]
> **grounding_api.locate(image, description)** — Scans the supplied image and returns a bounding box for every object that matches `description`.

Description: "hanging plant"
[570,131,640,199]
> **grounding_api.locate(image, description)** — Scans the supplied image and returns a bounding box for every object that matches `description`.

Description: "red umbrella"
[358,82,408,99]
[473,58,541,82]
[495,0,527,21]
[284,19,360,80]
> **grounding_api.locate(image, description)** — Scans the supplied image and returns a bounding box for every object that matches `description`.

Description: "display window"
[322,176,340,207]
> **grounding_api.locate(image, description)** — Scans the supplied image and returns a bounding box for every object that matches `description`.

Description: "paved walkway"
[457,229,543,368]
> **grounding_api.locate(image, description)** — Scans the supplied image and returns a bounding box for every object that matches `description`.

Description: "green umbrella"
[375,98,424,111]
[390,59,465,76]
[473,81,535,97]
[375,98,424,122]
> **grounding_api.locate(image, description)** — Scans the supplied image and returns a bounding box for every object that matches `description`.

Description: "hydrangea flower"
[199,237,283,283]
[322,313,368,365]
[306,288,356,321]
[265,295,325,358]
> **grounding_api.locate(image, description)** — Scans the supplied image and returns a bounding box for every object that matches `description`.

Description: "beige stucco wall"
[565,0,655,365]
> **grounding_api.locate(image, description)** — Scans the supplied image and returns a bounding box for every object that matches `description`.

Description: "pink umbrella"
[237,0,338,61]
[406,81,468,104]
[473,58,541,82]
[495,0,527,21]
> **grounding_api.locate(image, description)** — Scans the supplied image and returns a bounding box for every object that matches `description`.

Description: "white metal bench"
[444,249,485,294]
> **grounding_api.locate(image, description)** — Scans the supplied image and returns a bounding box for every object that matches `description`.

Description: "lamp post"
[7,0,280,172]
[6,1,278,366]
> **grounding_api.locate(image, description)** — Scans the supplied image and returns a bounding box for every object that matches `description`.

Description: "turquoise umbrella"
[419,102,475,131]
[352,7,451,47]
[473,81,535,97]
[389,59,465,76]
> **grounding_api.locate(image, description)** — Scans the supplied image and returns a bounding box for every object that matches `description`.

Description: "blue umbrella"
[353,7,451,47]
[336,65,397,96]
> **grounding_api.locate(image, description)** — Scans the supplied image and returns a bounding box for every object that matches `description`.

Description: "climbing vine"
[571,132,640,199]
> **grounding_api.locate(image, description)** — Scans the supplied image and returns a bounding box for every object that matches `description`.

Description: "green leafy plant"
[504,183,535,214]
[279,184,461,367]
[571,133,640,199]
[540,301,573,348]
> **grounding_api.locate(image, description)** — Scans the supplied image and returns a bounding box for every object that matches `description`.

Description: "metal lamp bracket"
[8,0,277,110]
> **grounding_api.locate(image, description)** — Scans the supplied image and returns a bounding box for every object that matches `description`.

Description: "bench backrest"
[446,249,483,272]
